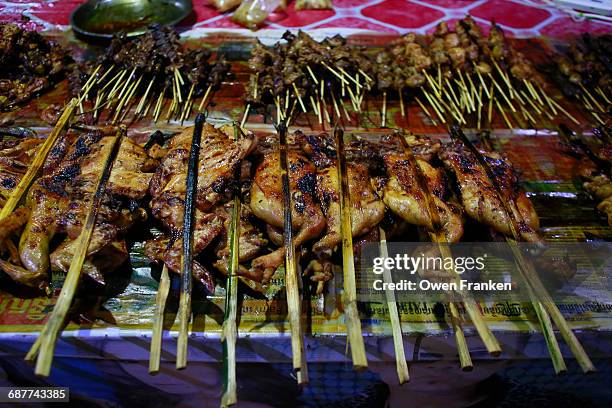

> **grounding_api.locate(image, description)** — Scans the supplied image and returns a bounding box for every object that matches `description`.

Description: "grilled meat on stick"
[382,152,464,243]
[355,133,464,243]
[440,140,541,242]
[249,143,326,282]
[147,124,257,291]
[578,129,612,226]
[0,129,156,291]
[297,132,385,258]
[0,23,70,110]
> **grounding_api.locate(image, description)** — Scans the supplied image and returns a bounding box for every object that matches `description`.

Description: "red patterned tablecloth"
[0,0,611,37]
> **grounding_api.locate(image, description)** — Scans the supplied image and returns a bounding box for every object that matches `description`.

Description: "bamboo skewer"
[415,97,437,126]
[452,127,594,374]
[292,83,307,113]
[448,302,472,370]
[221,123,242,407]
[0,98,77,219]
[476,69,491,99]
[198,85,213,112]
[382,91,387,127]
[153,88,167,123]
[545,96,580,126]
[477,85,483,130]
[176,113,206,370]
[489,75,516,113]
[241,104,251,129]
[278,124,308,384]
[579,84,604,113]
[334,127,368,370]
[149,264,170,374]
[28,128,124,376]
[594,86,611,104]
[378,228,410,383]
[396,134,500,364]
[77,65,102,111]
[494,99,513,129]
[422,91,446,124]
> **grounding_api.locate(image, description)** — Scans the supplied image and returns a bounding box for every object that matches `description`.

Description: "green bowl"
[70,0,193,40]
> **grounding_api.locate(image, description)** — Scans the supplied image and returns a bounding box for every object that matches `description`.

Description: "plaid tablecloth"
[1,0,611,37]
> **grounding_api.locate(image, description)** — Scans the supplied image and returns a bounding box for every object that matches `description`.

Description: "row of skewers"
[1,20,609,130]
[69,25,232,124]
[0,99,599,407]
[241,17,609,130]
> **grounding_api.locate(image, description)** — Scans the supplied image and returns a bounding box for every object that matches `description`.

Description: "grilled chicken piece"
[149,124,256,212]
[145,202,225,293]
[297,132,385,257]
[313,163,386,257]
[147,124,256,291]
[250,150,326,282]
[440,141,541,242]
[212,203,268,282]
[382,152,464,243]
[2,129,156,290]
[584,174,612,226]
[0,138,42,204]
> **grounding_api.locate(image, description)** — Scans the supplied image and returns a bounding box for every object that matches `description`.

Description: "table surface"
[1,0,611,38]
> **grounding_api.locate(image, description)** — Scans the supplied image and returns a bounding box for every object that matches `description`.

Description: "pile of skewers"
[376,17,575,129]
[550,33,611,126]
[242,30,375,127]
[242,18,590,130]
[70,25,232,124]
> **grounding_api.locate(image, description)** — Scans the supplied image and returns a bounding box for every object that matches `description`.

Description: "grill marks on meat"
[250,150,326,282]
[212,203,269,283]
[382,152,464,243]
[150,124,256,212]
[0,130,156,290]
[0,138,42,205]
[147,124,256,292]
[296,132,385,258]
[440,141,540,242]
[313,163,385,257]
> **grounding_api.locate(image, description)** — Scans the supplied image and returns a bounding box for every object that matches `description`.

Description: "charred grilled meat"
[381,150,464,243]
[440,140,541,242]
[376,33,431,92]
[249,146,326,282]
[0,137,42,206]
[146,124,256,292]
[0,23,70,110]
[297,132,385,258]
[0,128,157,291]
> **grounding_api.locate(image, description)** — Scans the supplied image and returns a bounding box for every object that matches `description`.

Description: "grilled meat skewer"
[146,124,257,292]
[297,132,385,258]
[249,146,326,282]
[0,128,157,290]
[440,140,541,242]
